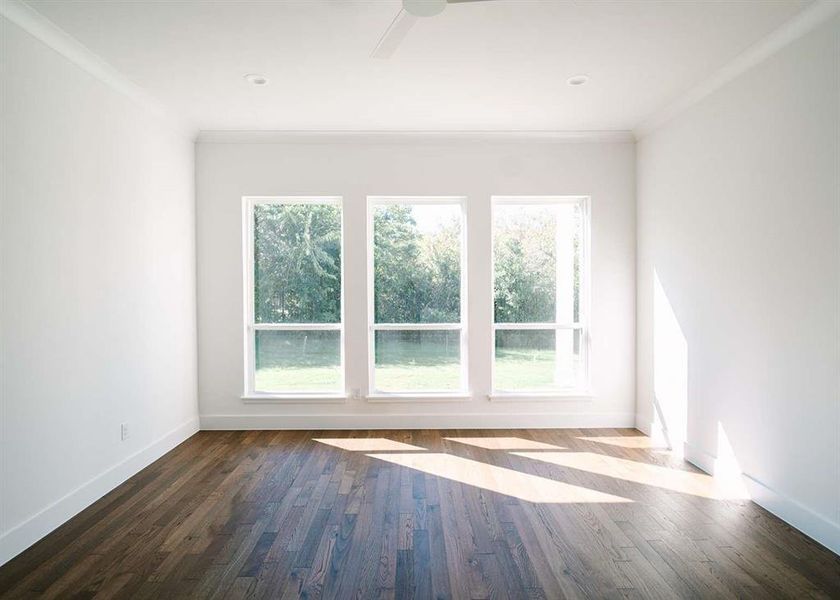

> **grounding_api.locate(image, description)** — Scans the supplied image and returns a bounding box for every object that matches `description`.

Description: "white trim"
[683,441,718,474]
[195,130,636,145]
[634,0,840,139]
[494,322,582,331]
[367,195,465,206]
[488,392,593,402]
[244,195,342,206]
[199,412,636,431]
[242,196,346,396]
[493,195,589,206]
[0,417,199,567]
[684,441,840,556]
[741,473,840,557]
[242,394,348,404]
[372,323,461,331]
[366,394,471,403]
[252,323,342,331]
[0,0,194,138]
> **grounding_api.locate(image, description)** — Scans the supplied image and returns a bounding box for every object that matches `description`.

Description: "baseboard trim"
[200,412,635,430]
[742,473,840,556]
[684,441,840,556]
[0,417,200,567]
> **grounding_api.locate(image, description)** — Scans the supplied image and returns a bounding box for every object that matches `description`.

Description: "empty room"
[1,0,839,597]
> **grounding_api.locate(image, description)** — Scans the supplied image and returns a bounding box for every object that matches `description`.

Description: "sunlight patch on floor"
[445,437,564,450]
[577,436,667,449]
[367,452,632,504]
[314,438,426,452]
[513,451,750,500]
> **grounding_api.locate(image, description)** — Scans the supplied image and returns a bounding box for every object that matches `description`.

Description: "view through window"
[244,195,588,397]
[369,197,466,393]
[493,197,588,392]
[246,197,343,394]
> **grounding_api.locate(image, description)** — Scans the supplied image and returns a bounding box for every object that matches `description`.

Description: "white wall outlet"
[351,388,362,400]
[120,423,129,441]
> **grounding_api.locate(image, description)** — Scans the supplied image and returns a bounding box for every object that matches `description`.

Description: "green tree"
[373,206,460,323]
[253,204,341,323]
[493,212,556,323]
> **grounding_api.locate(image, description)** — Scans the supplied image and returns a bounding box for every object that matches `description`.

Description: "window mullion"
[493,322,582,330]
[252,323,342,331]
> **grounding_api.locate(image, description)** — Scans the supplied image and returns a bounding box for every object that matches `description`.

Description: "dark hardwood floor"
[1,429,838,599]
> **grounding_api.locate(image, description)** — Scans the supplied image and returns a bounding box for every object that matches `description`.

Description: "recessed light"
[244,73,269,86]
[567,74,589,87]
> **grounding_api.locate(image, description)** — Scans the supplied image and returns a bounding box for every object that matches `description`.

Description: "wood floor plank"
[2,429,839,600]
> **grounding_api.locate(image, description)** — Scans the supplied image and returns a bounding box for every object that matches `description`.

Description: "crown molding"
[0,0,195,138]
[196,130,636,145]
[634,0,840,140]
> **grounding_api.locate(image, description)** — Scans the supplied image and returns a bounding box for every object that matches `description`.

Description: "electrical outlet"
[351,388,362,400]
[120,423,129,441]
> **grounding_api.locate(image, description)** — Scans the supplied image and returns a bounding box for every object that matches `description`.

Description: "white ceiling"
[25,0,812,132]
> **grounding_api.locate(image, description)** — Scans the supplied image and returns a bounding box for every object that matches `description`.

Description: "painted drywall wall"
[196,137,636,429]
[0,16,198,565]
[637,16,840,553]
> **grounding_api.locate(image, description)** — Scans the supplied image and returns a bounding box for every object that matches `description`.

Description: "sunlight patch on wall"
[713,422,750,498]
[653,270,688,452]
[445,437,564,450]
[513,451,749,500]
[367,452,631,504]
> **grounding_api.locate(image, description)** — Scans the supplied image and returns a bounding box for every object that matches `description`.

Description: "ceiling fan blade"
[371,9,419,59]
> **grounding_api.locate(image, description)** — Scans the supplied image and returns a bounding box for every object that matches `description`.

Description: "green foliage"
[493,212,556,323]
[253,204,341,323]
[373,206,461,323]
[253,202,580,328]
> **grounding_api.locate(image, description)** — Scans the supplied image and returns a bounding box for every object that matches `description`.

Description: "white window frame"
[242,196,345,400]
[366,196,469,398]
[490,195,591,397]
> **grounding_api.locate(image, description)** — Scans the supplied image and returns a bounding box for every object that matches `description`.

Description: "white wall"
[196,136,636,429]
[637,16,840,553]
[0,16,198,565]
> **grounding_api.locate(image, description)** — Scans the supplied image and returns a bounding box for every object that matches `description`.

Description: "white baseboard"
[684,441,840,556]
[742,473,840,556]
[200,411,636,430]
[0,417,200,567]
[683,441,717,474]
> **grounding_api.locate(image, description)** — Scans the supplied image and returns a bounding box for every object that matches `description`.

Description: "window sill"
[242,394,348,404]
[488,391,593,402]
[366,393,471,403]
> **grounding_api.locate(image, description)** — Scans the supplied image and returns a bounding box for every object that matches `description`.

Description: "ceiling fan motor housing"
[404,0,447,18]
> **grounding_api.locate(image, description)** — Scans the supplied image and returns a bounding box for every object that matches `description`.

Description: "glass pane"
[493,202,582,323]
[373,203,461,323]
[374,330,461,392]
[254,203,341,323]
[494,329,583,391]
[255,330,341,392]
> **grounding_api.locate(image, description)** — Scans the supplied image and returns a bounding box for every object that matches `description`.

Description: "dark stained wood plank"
[0,429,838,600]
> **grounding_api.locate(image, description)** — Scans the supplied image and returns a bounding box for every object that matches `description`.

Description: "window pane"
[494,203,581,323]
[374,330,461,392]
[374,203,461,323]
[254,203,341,323]
[494,329,583,391]
[255,330,341,392]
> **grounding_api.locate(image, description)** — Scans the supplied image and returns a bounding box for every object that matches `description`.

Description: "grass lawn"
[255,333,579,392]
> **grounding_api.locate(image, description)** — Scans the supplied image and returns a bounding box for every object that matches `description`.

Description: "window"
[368,197,467,394]
[244,197,343,395]
[492,197,589,393]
